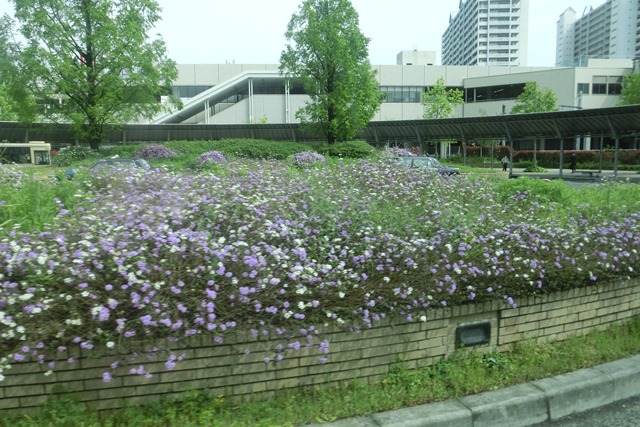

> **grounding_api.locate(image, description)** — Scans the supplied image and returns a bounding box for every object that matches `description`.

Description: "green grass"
[3,317,640,427]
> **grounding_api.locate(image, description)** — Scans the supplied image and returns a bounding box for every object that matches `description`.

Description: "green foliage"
[619,72,640,105]
[51,146,98,167]
[0,15,32,122]
[209,139,313,160]
[421,76,464,119]
[493,176,567,204]
[5,0,179,149]
[318,140,377,159]
[511,82,559,114]
[0,168,83,231]
[523,165,547,173]
[512,149,640,169]
[280,0,384,144]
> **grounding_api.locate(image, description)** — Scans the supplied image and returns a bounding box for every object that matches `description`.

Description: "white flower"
[106,342,115,349]
[338,292,345,299]
[420,316,427,322]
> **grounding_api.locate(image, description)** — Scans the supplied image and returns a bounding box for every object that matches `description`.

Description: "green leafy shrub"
[208,139,312,160]
[494,176,567,204]
[523,165,547,173]
[318,140,377,159]
[51,146,97,167]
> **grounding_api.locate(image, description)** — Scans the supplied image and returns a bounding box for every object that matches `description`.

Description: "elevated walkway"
[153,70,282,124]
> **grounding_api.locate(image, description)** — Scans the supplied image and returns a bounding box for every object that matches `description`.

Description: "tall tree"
[619,72,640,105]
[511,82,558,169]
[0,14,31,122]
[510,82,559,114]
[280,0,383,144]
[5,0,178,149]
[421,77,463,119]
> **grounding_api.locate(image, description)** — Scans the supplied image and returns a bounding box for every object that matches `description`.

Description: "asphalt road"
[533,394,640,427]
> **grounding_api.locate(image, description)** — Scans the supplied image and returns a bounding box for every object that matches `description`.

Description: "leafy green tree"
[421,77,463,119]
[4,0,179,149]
[510,82,559,114]
[510,82,558,170]
[619,72,640,105]
[0,14,29,121]
[280,0,383,144]
[420,77,463,156]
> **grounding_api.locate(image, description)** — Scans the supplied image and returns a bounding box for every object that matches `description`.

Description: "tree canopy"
[280,0,383,144]
[619,72,640,106]
[0,14,28,122]
[2,0,179,149]
[510,82,559,114]
[421,77,464,119]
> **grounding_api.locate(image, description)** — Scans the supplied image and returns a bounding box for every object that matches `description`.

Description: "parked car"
[396,156,460,175]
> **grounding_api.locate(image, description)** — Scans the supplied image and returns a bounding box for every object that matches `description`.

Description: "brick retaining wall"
[2,278,639,414]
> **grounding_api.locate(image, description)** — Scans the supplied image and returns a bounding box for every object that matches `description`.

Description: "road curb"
[305,355,640,427]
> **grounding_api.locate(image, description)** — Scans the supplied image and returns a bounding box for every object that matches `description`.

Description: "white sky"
[0,0,603,66]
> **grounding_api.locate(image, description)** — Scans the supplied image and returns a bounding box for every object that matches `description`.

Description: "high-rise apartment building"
[442,0,529,66]
[555,0,640,67]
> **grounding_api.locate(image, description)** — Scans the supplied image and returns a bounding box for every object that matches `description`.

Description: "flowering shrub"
[289,151,326,168]
[133,145,179,160]
[0,160,639,384]
[0,166,27,189]
[51,146,97,167]
[195,151,226,166]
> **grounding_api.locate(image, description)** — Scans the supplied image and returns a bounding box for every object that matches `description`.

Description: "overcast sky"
[0,0,604,66]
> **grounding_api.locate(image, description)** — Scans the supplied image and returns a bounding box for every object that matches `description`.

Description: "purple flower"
[134,145,178,160]
[196,151,226,166]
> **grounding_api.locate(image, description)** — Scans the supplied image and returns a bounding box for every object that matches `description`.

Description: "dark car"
[89,158,152,172]
[396,156,460,175]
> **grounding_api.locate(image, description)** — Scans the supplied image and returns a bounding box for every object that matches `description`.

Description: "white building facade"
[555,0,640,66]
[441,0,529,66]
[154,58,632,126]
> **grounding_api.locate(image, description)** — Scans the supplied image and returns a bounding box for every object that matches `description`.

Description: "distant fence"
[1,277,638,415]
[0,122,320,146]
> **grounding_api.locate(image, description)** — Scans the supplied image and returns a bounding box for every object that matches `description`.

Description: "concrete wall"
[2,278,638,415]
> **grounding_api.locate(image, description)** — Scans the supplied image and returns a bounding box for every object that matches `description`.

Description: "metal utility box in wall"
[456,321,491,348]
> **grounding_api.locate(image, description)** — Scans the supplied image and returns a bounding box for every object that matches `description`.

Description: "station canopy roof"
[1,105,639,144]
[361,104,640,142]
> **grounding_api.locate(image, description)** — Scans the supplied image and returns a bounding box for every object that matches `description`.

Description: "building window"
[379,86,423,103]
[592,76,607,94]
[592,76,623,95]
[577,83,590,95]
[608,76,623,94]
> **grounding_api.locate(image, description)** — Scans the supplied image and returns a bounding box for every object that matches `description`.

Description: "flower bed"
[1,159,639,386]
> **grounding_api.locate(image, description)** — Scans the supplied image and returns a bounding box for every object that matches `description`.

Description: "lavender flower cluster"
[0,159,638,383]
[133,145,179,160]
[195,150,226,166]
[290,151,326,167]
[0,166,27,189]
